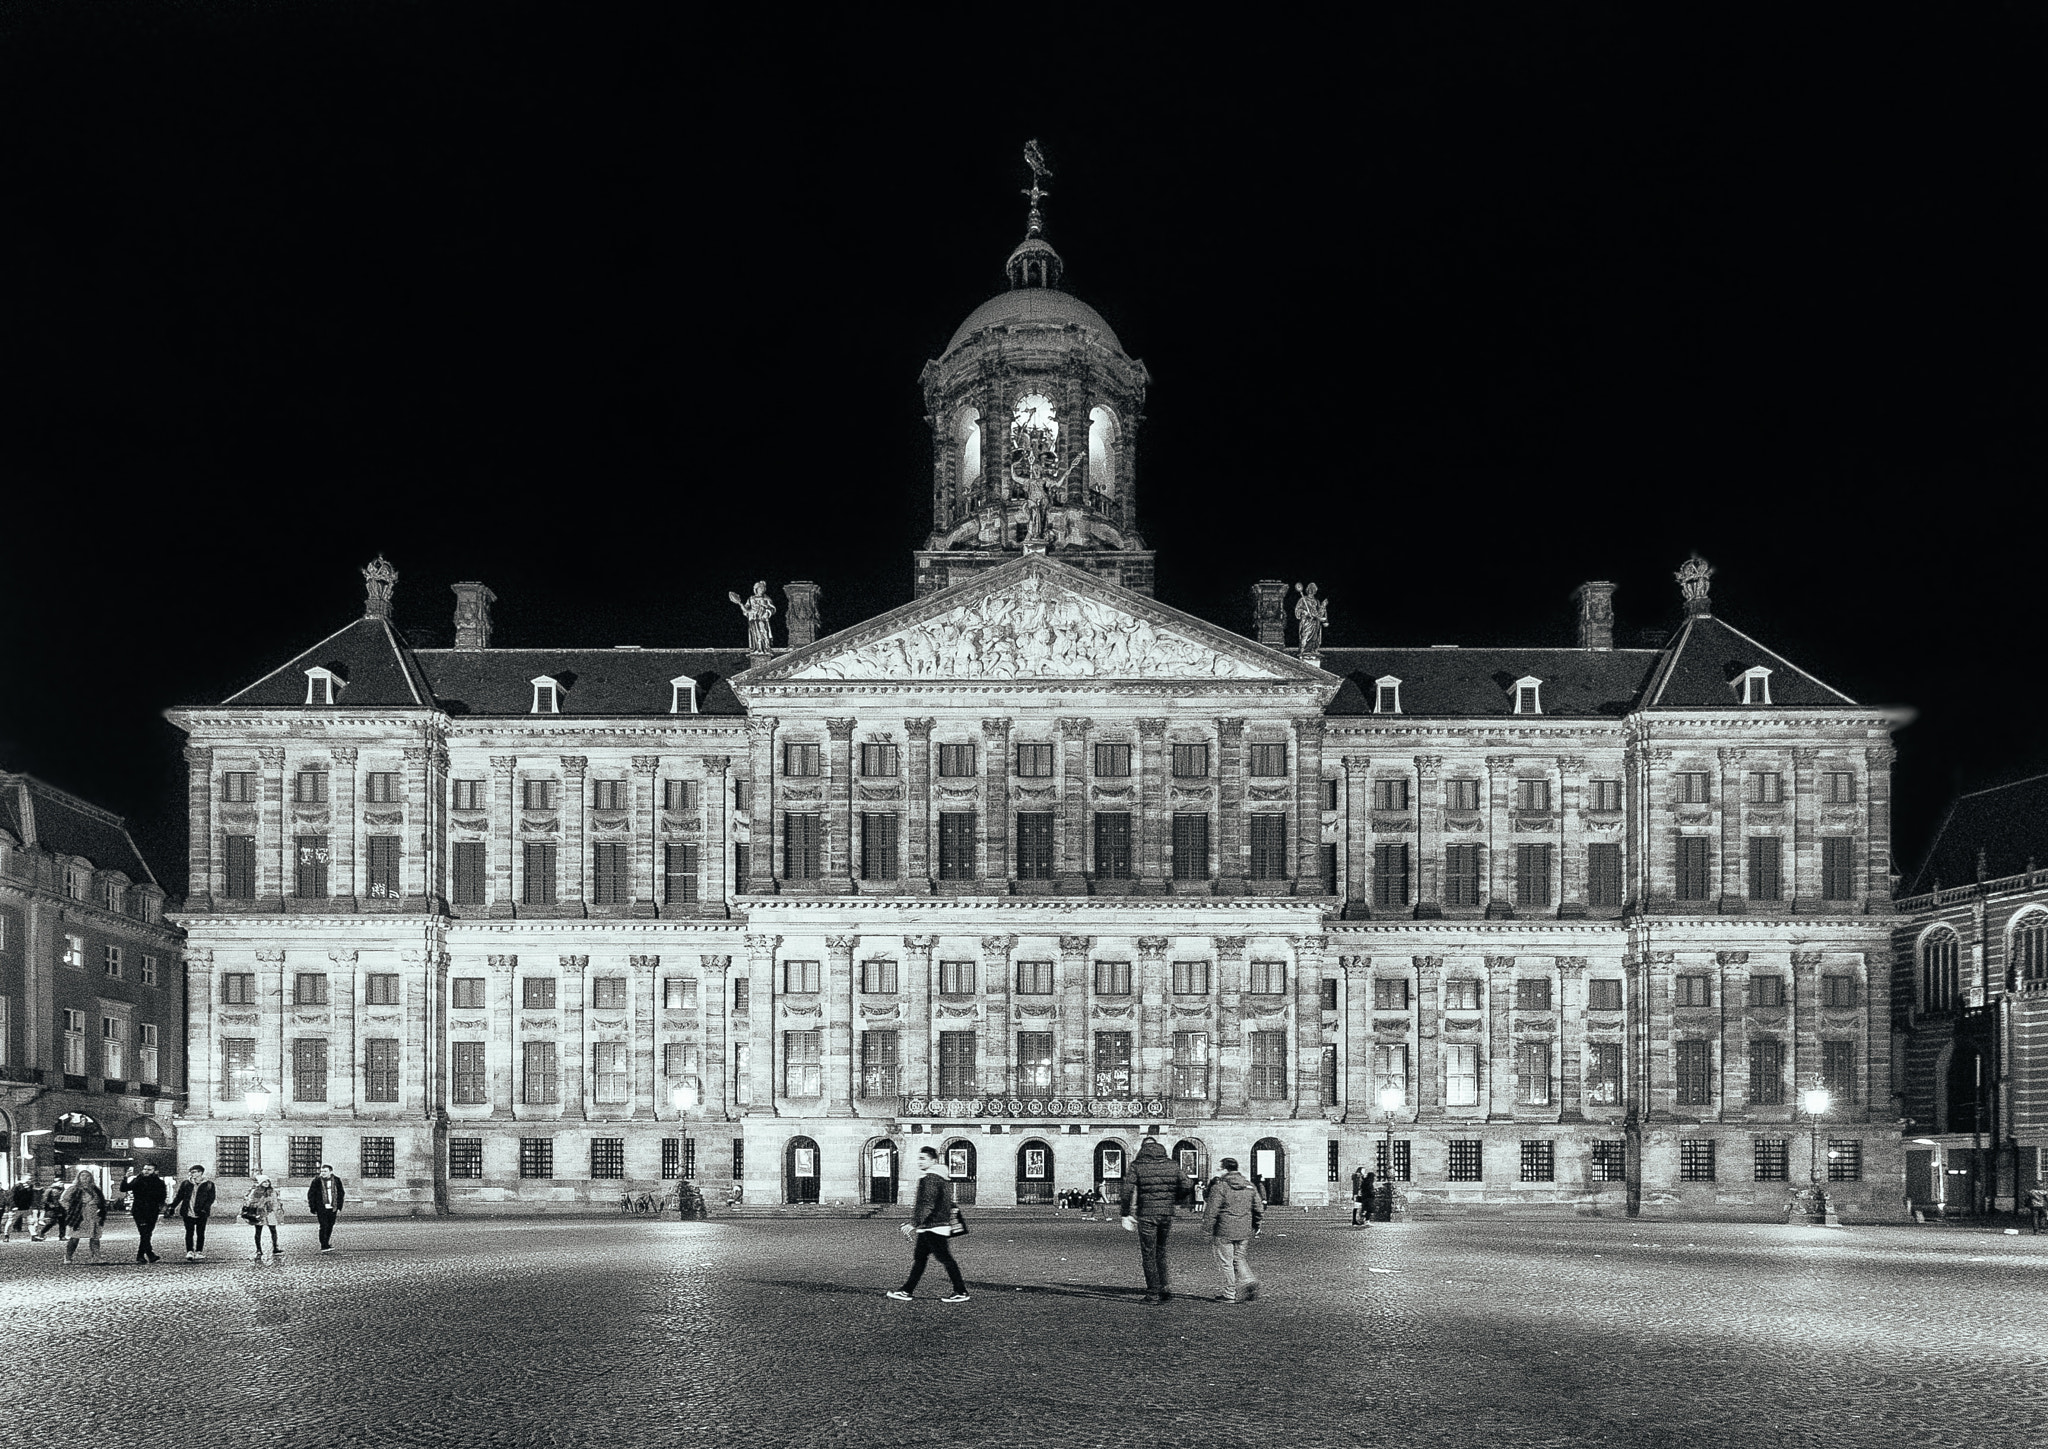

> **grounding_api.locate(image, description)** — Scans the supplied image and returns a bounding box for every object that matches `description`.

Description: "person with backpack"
[1202,1156,1265,1302]
[885,1145,969,1304]
[1118,1137,1194,1304]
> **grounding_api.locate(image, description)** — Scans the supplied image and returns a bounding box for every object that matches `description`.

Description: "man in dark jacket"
[122,1164,169,1263]
[2,1178,32,1241]
[35,1180,65,1241]
[1118,1138,1193,1303]
[169,1165,216,1260]
[306,1164,346,1251]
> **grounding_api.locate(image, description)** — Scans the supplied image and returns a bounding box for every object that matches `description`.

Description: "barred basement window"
[1373,844,1409,907]
[1374,977,1409,1011]
[1821,974,1857,1008]
[1445,844,1482,907]
[1374,778,1410,812]
[860,814,899,881]
[1821,837,1855,901]
[216,1136,251,1179]
[1515,978,1552,1012]
[449,1138,483,1179]
[936,743,976,778]
[1588,978,1623,1012]
[287,1136,322,1179]
[1171,743,1208,778]
[1444,979,1481,1012]
[1519,1140,1555,1182]
[863,959,902,994]
[1589,778,1623,812]
[1247,1031,1287,1099]
[522,977,556,1009]
[784,813,822,879]
[783,960,821,994]
[1590,1140,1626,1182]
[591,843,629,905]
[1751,975,1785,1007]
[453,841,487,904]
[1327,1140,1340,1182]
[591,1138,625,1179]
[452,1041,486,1104]
[1018,812,1057,879]
[1447,1139,1483,1182]
[1754,1138,1790,1182]
[784,1030,822,1097]
[1248,814,1287,879]
[519,1138,554,1179]
[363,1038,400,1102]
[1094,960,1132,996]
[665,843,699,902]
[1094,812,1133,879]
[592,975,628,1010]
[1171,813,1210,880]
[784,743,821,777]
[1826,1139,1863,1182]
[1248,742,1288,777]
[1675,1040,1712,1106]
[1016,960,1053,995]
[1445,778,1480,812]
[1094,742,1132,778]
[1748,837,1783,901]
[1749,1040,1784,1105]
[732,1139,745,1179]
[1016,742,1054,778]
[361,1137,396,1179]
[1679,1139,1716,1182]
[659,1138,681,1179]
[1248,960,1286,995]
[1376,1139,1412,1182]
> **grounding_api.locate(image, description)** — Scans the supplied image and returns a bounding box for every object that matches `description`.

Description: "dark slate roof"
[1907,774,2048,896]
[414,649,752,717]
[0,772,158,884]
[1318,648,1663,718]
[224,617,433,708]
[1638,615,1853,709]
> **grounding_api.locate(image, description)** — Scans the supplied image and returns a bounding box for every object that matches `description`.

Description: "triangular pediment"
[747,556,1323,687]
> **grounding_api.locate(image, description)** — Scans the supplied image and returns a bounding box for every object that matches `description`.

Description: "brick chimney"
[451,581,497,649]
[784,581,821,649]
[1250,579,1288,648]
[1571,581,1616,650]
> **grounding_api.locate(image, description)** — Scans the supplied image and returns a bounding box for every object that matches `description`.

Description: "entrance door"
[1252,1137,1286,1206]
[785,1137,821,1204]
[945,1140,977,1206]
[868,1140,899,1205]
[1016,1140,1054,1205]
[1093,1140,1127,1195]
[1905,1149,1935,1211]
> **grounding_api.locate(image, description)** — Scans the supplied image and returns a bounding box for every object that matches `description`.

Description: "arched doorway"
[866,1139,900,1205]
[784,1136,821,1205]
[1093,1139,1128,1197]
[1252,1137,1287,1206]
[1171,1138,1206,1183]
[1015,1139,1054,1205]
[943,1138,977,1206]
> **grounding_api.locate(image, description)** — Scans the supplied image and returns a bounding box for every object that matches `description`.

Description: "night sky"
[3,5,2040,897]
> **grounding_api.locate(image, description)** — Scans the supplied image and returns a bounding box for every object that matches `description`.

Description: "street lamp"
[671,1081,697,1113]
[245,1086,272,1176]
[1802,1087,1831,1212]
[1377,1083,1404,1222]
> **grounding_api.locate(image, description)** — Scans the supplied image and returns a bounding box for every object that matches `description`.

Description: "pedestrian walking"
[2,1177,32,1240]
[1202,1157,1265,1302]
[1350,1165,1367,1226]
[122,1164,168,1263]
[1118,1137,1194,1304]
[242,1175,282,1260]
[1357,1168,1377,1227]
[58,1168,108,1265]
[169,1165,216,1260]
[885,1145,969,1303]
[2026,1184,2047,1235]
[306,1164,346,1251]
[35,1180,65,1241]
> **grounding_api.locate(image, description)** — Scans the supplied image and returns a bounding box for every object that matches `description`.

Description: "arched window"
[958,407,982,504]
[1011,393,1059,479]
[1087,406,1119,498]
[1251,1137,1287,1206]
[1015,1139,1054,1205]
[1920,929,1960,1012]
[2012,912,2048,985]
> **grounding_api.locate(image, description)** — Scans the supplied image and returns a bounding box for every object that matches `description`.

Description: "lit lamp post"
[1377,1084,1404,1222]
[245,1086,272,1177]
[1801,1086,1831,1221]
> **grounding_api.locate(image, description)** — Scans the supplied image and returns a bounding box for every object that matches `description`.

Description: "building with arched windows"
[1891,775,2048,1216]
[165,163,1917,1221]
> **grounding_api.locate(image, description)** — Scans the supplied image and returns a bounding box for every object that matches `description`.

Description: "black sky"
[2,4,2041,897]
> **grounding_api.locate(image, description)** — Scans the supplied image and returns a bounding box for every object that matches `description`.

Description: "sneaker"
[885,1290,913,1301]
[147,1253,160,1263]
[1141,1293,1160,1304]
[1242,1283,1259,1301]
[320,1245,334,1253]
[183,1252,195,1261]
[941,1293,971,1303]
[194,1252,206,1260]
[1217,1294,1237,1302]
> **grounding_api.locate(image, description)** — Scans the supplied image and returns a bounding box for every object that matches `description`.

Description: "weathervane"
[1022,138,1052,236]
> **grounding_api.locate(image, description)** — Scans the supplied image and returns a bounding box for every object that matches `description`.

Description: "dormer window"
[304,667,340,705]
[1738,667,1772,705]
[1513,676,1544,715]
[1374,676,1403,715]
[530,676,561,715]
[669,676,698,715]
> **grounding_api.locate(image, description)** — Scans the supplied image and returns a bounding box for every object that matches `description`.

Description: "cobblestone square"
[1,1211,2041,1449]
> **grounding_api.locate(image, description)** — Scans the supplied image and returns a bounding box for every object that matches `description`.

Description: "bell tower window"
[1087,406,1119,501]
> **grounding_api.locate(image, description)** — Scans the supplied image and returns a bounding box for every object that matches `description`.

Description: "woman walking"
[885,1145,969,1304]
[243,1175,282,1261]
[59,1168,108,1265]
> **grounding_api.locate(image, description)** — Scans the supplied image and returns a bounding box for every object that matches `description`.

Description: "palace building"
[166,169,1914,1219]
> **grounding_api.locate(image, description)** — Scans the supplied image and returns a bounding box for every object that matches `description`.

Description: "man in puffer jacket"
[1201,1157,1265,1302]
[1118,1138,1193,1303]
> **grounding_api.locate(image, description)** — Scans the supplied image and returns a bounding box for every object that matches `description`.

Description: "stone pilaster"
[1791,747,1820,910]
[1792,949,1823,1106]
[1216,935,1247,1114]
[1414,955,1443,1115]
[982,718,1012,885]
[490,757,518,914]
[1294,719,1325,894]
[330,948,359,1114]
[1485,756,1513,914]
[1136,936,1170,1095]
[184,950,215,1113]
[702,756,731,914]
[1342,756,1369,915]
[1294,934,1328,1117]
[905,719,934,885]
[1641,950,1676,1119]
[1137,719,1167,887]
[1057,718,1091,886]
[561,954,589,1119]
[1559,756,1588,914]
[1056,935,1091,1095]
[1866,744,1896,908]
[184,746,214,907]
[258,748,285,905]
[1341,955,1370,1119]
[744,934,779,1113]
[398,947,427,1119]
[1714,950,1747,1118]
[1717,748,1744,911]
[700,953,732,1121]
[1216,719,1246,891]
[632,757,661,913]
[489,953,517,1117]
[903,935,938,1096]
[400,747,428,904]
[1413,755,1443,914]
[1485,955,1515,1120]
[1557,955,1588,1119]
[981,934,1016,1093]
[826,720,856,887]
[631,953,658,1118]
[747,717,778,892]
[825,935,857,1114]
[330,747,359,903]
[559,757,588,912]
[255,948,286,1115]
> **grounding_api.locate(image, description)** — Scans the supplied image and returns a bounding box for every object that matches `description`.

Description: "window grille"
[591,1138,625,1179]
[784,743,821,777]
[1675,974,1711,1008]
[1376,1139,1412,1182]
[1753,1138,1790,1182]
[783,1031,821,1097]
[1017,812,1056,879]
[1094,743,1132,778]
[1674,1040,1711,1106]
[1171,1031,1209,1097]
[1750,771,1784,804]
[1826,1140,1863,1182]
[591,975,628,1010]
[216,1137,251,1179]
[1515,845,1552,906]
[1748,837,1783,901]
[937,812,975,880]
[1447,1140,1483,1181]
[665,843,700,902]
[1443,979,1481,1012]
[1589,778,1623,811]
[292,1038,329,1102]
[1519,1140,1555,1182]
[1374,778,1410,812]
[1248,814,1287,879]
[519,1138,554,1179]
[1374,977,1409,1011]
[363,1037,400,1102]
[521,842,558,906]
[1749,1040,1784,1105]
[863,959,902,994]
[1515,779,1551,813]
[361,1138,396,1179]
[1094,812,1133,879]
[522,977,556,1009]
[448,1138,483,1179]
[1821,771,1856,805]
[1677,772,1712,805]
[1591,1140,1627,1183]
[936,1031,976,1095]
[1171,960,1210,995]
[1247,742,1288,777]
[522,1041,559,1104]
[938,960,975,995]
[860,813,899,881]
[294,770,329,804]
[1516,1041,1551,1105]
[287,1137,323,1179]
[1247,1031,1287,1099]
[1171,813,1210,880]
[860,743,900,777]
[452,1041,486,1104]
[222,771,255,803]
[936,743,976,778]
[784,813,822,880]
[1445,778,1480,812]
[591,843,629,905]
[522,779,555,811]
[1248,960,1286,995]
[1016,1031,1054,1093]
[1680,1139,1715,1181]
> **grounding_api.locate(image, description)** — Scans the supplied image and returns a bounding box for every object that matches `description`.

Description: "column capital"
[903,934,939,958]
[746,714,779,738]
[743,934,781,957]
[632,755,661,771]
[904,717,935,739]
[1057,717,1093,740]
[1339,954,1370,974]
[1057,934,1094,958]
[1215,717,1245,738]
[1293,933,1330,958]
[1136,718,1167,739]
[327,948,358,966]
[1136,936,1171,959]
[1557,756,1588,774]
[698,953,731,973]
[1715,950,1751,967]
[1791,951,1825,968]
[329,747,358,764]
[255,948,285,964]
[826,719,857,741]
[980,717,1012,737]
[559,954,589,972]
[1717,747,1745,764]
[1485,954,1516,977]
[1293,716,1327,739]
[1413,753,1442,774]
[1342,755,1371,775]
[629,953,660,971]
[257,748,285,768]
[702,755,732,772]
[490,756,519,771]
[559,755,588,775]
[1412,954,1443,977]
[1484,754,1515,771]
[1791,747,1822,765]
[488,953,518,971]
[1556,955,1588,978]
[1213,935,1247,959]
[1865,744,1897,768]
[403,746,428,763]
[979,934,1017,958]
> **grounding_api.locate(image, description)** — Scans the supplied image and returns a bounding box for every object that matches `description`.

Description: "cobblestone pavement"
[2,1210,2043,1449]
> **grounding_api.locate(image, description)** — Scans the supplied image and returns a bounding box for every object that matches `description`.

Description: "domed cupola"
[916,142,1154,598]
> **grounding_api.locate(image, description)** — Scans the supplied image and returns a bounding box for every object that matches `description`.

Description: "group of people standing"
[0,1162,346,1263]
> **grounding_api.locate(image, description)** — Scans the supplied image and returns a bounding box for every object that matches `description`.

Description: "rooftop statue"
[729,581,776,654]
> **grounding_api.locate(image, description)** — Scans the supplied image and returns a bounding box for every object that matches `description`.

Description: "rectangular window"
[662,1042,699,1078]
[287,1137,322,1180]
[1320,1045,1339,1105]
[590,975,627,1011]
[452,1041,487,1105]
[1016,811,1056,879]
[1016,960,1053,995]
[522,779,555,812]
[665,843,700,903]
[860,813,900,881]
[1171,1031,1210,1098]
[522,1041,559,1104]
[100,944,122,979]
[1827,1139,1863,1183]
[1822,771,1856,805]
[1094,960,1132,996]
[1171,812,1210,880]
[224,835,257,899]
[1677,771,1712,805]
[659,1138,683,1180]
[784,743,821,777]
[449,1138,483,1179]
[1519,1140,1555,1182]
[295,972,329,1006]
[363,771,400,805]
[1373,1043,1407,1105]
[1447,1139,1483,1182]
[936,743,976,778]
[221,1037,258,1099]
[364,1037,400,1102]
[783,960,822,994]
[453,779,486,812]
[1094,742,1132,778]
[137,1022,158,1084]
[1171,960,1210,995]
[1446,844,1483,906]
[732,1043,751,1106]
[1376,1139,1412,1183]
[1015,742,1053,778]
[101,1017,124,1080]
[1373,777,1410,812]
[1248,1030,1287,1099]
[1445,778,1481,812]
[291,1037,329,1102]
[733,843,750,886]
[63,1009,86,1075]
[1516,779,1552,813]
[1589,778,1623,812]
[1822,1040,1856,1102]
[1017,1030,1054,1093]
[1515,844,1552,908]
[1821,974,1857,1008]
[222,770,255,803]
[1751,974,1785,1007]
[453,841,487,905]
[295,770,329,805]
[1445,1043,1479,1106]
[591,843,629,905]
[1747,837,1784,902]
[863,959,902,994]
[520,1138,554,1180]
[1821,837,1855,901]
[1754,1138,1790,1182]
[1373,977,1409,1011]
[590,1138,625,1179]
[1680,1139,1716,1181]
[1675,1040,1712,1106]
[1588,1140,1626,1183]
[732,1139,745,1179]
[1248,742,1288,777]
[857,1029,901,1098]
[937,811,975,880]
[1444,979,1480,1012]
[1750,771,1784,804]
[939,959,975,995]
[1588,978,1623,1012]
[294,835,330,898]
[1319,977,1339,1012]
[732,978,750,1015]
[663,779,694,812]
[216,1136,251,1179]
[1248,960,1286,996]
[1094,1031,1133,1095]
[784,813,822,880]
[936,1030,977,1096]
[522,976,556,1010]
[361,1137,396,1179]
[1094,811,1133,879]
[1675,974,1711,1008]
[363,972,400,1006]
[1585,1042,1622,1106]
[591,779,625,812]
[1749,1039,1784,1105]
[1248,814,1287,880]
[1516,1041,1551,1104]
[1515,978,1552,1012]
[521,842,559,905]
[1372,843,1410,907]
[1676,837,1711,900]
[852,742,898,779]
[1171,743,1209,778]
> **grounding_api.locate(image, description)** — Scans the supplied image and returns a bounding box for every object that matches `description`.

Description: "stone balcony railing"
[902,1094,1174,1121]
